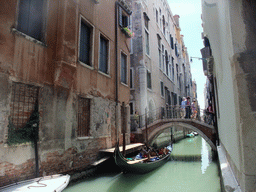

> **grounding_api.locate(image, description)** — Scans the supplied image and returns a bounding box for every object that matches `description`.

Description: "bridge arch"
[148,122,216,151]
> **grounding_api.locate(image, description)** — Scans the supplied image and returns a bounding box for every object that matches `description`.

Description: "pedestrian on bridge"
[185,96,191,119]
[181,97,187,119]
[191,100,197,119]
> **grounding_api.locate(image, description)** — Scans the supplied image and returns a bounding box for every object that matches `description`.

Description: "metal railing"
[130,105,214,132]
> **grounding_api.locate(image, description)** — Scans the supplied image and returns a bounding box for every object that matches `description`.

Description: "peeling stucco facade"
[0,0,131,186]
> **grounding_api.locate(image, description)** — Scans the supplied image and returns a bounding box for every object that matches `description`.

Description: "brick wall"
[0,159,35,187]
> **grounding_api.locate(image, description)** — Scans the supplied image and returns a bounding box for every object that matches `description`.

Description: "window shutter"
[119,7,123,27]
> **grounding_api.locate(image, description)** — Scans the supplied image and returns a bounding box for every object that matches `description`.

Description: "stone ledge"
[217,144,242,192]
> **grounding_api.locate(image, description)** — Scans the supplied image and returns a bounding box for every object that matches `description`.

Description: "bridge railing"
[130,105,214,132]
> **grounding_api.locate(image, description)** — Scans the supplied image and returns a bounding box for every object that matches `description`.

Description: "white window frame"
[120,51,128,85]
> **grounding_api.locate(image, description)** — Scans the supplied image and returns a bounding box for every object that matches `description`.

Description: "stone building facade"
[0,0,131,187]
[129,0,192,126]
[201,0,256,191]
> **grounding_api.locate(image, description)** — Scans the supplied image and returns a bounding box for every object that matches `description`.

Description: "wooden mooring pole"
[122,102,126,156]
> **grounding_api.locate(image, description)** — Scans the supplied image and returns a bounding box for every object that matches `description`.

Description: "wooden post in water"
[145,108,148,147]
[122,102,126,156]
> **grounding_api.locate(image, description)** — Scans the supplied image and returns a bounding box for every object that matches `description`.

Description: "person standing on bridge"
[207,104,214,125]
[181,97,187,119]
[191,100,197,119]
[185,96,191,119]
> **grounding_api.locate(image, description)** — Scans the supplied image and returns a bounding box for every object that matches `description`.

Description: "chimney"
[173,14,180,28]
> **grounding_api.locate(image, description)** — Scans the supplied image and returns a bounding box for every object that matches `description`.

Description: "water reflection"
[107,171,156,192]
[64,136,221,192]
[201,138,210,174]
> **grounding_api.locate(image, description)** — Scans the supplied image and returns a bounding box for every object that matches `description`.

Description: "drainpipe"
[115,1,132,143]
[115,1,119,143]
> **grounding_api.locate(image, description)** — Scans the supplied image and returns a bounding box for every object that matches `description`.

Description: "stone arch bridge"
[130,108,217,151]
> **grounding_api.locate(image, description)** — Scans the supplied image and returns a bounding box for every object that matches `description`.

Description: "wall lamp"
[190,57,207,62]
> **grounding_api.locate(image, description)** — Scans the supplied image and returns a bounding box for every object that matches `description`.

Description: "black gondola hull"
[114,144,171,174]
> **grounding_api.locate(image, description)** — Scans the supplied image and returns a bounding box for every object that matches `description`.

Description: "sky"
[167,0,206,108]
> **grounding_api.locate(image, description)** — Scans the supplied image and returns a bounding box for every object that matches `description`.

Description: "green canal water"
[64,136,221,192]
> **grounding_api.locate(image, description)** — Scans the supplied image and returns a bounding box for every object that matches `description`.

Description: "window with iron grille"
[77,97,91,137]
[10,82,39,129]
[17,0,44,41]
[79,20,92,66]
[99,35,109,74]
[121,52,127,84]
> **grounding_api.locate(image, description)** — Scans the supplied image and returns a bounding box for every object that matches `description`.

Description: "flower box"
[121,27,134,38]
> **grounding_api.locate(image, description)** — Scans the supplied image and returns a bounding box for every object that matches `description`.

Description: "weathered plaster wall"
[202,0,256,191]
[0,0,130,187]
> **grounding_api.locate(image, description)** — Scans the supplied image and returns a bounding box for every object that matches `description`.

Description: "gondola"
[114,142,172,174]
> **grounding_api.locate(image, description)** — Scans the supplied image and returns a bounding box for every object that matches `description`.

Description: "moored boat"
[114,142,172,174]
[186,133,195,137]
[0,174,70,192]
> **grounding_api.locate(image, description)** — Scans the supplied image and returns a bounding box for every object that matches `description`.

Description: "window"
[99,35,109,74]
[119,7,129,28]
[170,35,174,49]
[77,97,91,137]
[17,0,44,41]
[156,9,158,23]
[165,51,169,76]
[172,57,174,81]
[10,83,39,129]
[157,35,161,69]
[129,102,134,115]
[176,64,179,82]
[8,82,39,144]
[144,14,149,30]
[79,20,93,66]
[145,30,150,55]
[175,43,178,57]
[130,68,134,88]
[147,70,152,89]
[159,49,162,69]
[162,45,165,72]
[121,52,127,84]
[162,16,165,35]
[160,81,164,96]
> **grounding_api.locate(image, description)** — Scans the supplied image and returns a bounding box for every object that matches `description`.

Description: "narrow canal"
[64,135,221,192]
